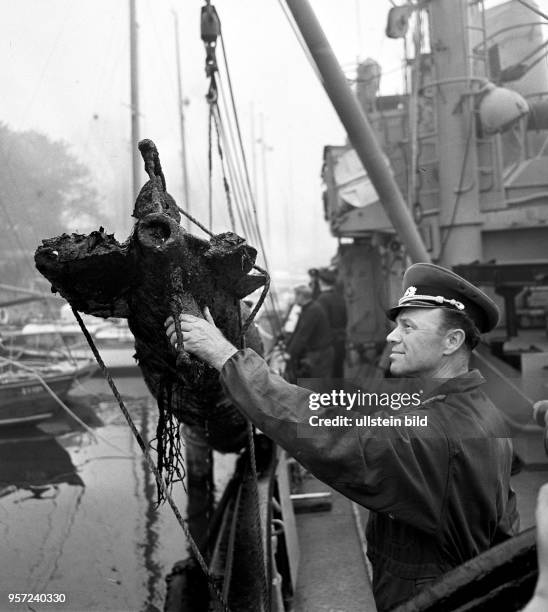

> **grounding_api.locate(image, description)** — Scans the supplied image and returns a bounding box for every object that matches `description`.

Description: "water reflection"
[0,378,189,611]
[0,427,84,498]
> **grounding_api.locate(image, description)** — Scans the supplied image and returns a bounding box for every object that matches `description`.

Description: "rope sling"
[66,4,275,610]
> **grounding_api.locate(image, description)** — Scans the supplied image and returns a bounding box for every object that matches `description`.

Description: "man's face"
[386,308,448,378]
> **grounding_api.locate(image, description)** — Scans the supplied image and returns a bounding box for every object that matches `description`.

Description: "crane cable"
[212,110,237,232]
[217,38,284,325]
[208,103,214,232]
[201,4,271,609]
[213,91,263,254]
[201,0,278,326]
[206,70,262,259]
[217,34,283,332]
[201,2,283,337]
[515,0,548,21]
[64,155,273,612]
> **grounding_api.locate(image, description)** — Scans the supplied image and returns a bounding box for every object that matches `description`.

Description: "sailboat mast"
[258,113,271,253]
[129,0,140,207]
[173,11,191,231]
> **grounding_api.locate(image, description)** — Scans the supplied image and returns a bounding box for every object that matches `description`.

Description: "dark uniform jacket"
[220,349,519,611]
[315,289,347,378]
[316,288,347,340]
[286,300,333,379]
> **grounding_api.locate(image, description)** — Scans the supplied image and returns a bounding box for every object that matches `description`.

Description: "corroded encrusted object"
[35,139,266,452]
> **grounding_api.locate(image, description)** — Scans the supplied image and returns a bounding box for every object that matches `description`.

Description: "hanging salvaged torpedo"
[35,139,266,455]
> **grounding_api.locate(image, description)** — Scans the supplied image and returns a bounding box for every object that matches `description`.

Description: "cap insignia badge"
[403,286,417,298]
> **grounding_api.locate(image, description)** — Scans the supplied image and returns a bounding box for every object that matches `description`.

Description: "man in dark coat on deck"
[165,263,519,611]
[286,284,333,380]
[314,267,347,378]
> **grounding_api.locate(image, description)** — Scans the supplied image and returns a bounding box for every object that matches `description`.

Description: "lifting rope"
[68,182,271,611]
[204,13,283,340]
[201,4,271,608]
[63,4,276,610]
[71,307,232,612]
[212,105,236,232]
[202,0,220,234]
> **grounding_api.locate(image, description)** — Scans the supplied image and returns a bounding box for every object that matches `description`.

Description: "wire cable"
[217,38,273,271]
[276,0,323,83]
[212,104,255,239]
[516,0,548,21]
[215,82,258,237]
[217,33,283,330]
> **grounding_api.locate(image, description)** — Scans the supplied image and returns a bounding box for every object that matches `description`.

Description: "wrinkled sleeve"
[220,349,450,535]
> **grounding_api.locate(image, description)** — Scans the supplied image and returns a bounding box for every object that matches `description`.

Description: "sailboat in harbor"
[0,285,99,427]
[0,357,95,427]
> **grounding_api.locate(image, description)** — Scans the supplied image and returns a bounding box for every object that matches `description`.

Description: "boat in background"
[73,319,138,375]
[1,318,138,376]
[1,322,97,360]
[0,301,110,358]
[0,356,97,427]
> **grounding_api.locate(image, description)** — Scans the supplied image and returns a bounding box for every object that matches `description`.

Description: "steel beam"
[285,0,430,263]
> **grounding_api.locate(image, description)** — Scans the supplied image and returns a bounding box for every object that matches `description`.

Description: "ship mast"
[173,11,191,231]
[129,0,140,211]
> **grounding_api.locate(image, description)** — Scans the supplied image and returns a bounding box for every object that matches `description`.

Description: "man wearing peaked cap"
[385,263,500,380]
[388,262,499,333]
[165,262,519,611]
[356,262,517,609]
[316,266,337,286]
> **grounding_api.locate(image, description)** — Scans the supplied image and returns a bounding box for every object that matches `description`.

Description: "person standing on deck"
[315,267,347,378]
[285,284,334,380]
[165,263,519,611]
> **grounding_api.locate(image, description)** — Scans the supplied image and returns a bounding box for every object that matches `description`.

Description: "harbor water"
[0,375,234,612]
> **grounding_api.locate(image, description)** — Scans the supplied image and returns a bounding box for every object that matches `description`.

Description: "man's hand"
[165,306,238,371]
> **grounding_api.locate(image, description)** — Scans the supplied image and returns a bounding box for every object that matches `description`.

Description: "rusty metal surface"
[34,140,266,453]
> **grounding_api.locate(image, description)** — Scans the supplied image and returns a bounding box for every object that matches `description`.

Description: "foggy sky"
[2,0,545,283]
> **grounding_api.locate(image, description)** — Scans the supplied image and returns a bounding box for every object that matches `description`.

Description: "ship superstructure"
[322,1,548,407]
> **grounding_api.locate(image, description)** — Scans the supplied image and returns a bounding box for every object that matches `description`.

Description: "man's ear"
[443,328,466,355]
